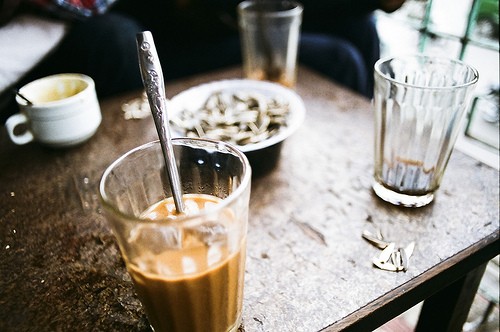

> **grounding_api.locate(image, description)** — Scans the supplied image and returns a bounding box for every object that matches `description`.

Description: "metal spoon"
[14,89,33,105]
[136,31,185,214]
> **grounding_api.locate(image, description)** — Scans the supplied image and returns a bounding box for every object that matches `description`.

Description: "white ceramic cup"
[6,73,102,148]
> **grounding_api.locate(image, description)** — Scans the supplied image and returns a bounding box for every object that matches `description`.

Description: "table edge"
[322,230,499,332]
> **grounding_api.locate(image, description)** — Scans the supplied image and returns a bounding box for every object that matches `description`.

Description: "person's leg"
[330,14,380,96]
[302,13,380,97]
[24,12,144,97]
[1,12,143,123]
[299,32,370,97]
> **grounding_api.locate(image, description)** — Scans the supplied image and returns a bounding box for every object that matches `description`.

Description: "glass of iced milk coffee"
[99,138,251,332]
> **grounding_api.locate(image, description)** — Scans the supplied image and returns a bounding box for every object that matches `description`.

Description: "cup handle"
[5,113,34,145]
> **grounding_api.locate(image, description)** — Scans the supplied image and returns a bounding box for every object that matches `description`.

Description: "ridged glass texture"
[373,55,478,207]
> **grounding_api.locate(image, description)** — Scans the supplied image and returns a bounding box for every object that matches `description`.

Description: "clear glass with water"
[373,55,478,207]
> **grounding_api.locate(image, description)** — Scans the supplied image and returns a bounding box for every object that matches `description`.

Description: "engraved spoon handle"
[136,31,184,213]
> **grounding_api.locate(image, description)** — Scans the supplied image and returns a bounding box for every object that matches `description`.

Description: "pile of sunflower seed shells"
[169,90,290,146]
[121,91,151,120]
[362,229,415,272]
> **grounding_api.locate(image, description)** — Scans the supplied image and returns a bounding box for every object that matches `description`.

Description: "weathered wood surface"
[1,67,498,332]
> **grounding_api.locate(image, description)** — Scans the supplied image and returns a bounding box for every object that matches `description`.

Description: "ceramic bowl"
[168,79,306,176]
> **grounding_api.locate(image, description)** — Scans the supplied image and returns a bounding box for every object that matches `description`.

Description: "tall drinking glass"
[373,55,478,207]
[238,0,303,88]
[99,138,251,332]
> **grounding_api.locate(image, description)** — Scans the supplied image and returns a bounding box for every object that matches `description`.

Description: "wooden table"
[1,67,498,332]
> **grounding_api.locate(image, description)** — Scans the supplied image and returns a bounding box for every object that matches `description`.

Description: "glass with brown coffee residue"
[238,0,303,88]
[372,55,478,207]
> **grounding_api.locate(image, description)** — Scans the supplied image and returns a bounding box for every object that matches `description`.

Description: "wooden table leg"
[415,262,488,332]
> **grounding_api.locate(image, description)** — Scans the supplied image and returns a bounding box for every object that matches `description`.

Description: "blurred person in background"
[0,0,405,122]
[111,0,406,98]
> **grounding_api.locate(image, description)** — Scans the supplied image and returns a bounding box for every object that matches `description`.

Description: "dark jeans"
[300,14,380,98]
